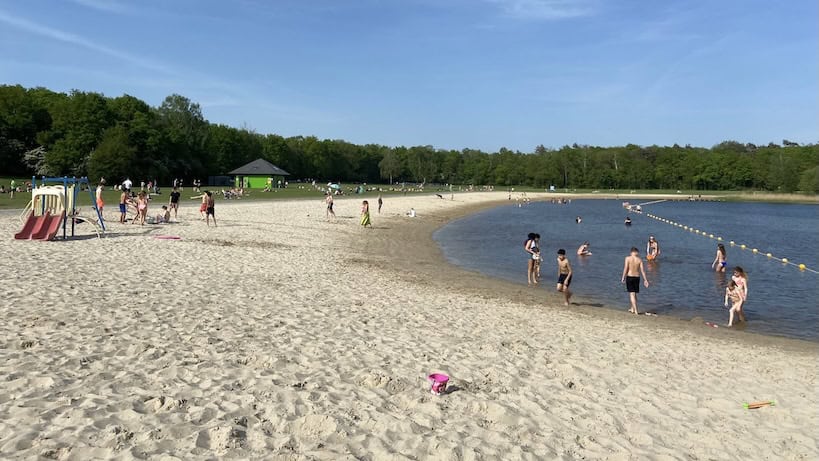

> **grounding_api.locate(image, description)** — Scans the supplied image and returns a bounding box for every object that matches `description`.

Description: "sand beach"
[1,192,816,460]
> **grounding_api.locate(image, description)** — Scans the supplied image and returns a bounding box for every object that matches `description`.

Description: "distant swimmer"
[712,243,727,272]
[575,216,582,224]
[577,242,592,256]
[624,216,632,226]
[621,247,650,314]
[646,235,660,261]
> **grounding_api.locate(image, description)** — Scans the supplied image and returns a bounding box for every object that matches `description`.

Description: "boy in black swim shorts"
[621,247,650,314]
[556,249,573,306]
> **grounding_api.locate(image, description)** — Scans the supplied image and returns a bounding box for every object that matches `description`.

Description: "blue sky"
[1,0,816,151]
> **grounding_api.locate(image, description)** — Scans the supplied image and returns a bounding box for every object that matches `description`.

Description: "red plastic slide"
[14,213,39,239]
[32,214,64,240]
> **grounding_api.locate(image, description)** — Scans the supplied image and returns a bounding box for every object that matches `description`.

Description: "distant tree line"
[1,84,816,192]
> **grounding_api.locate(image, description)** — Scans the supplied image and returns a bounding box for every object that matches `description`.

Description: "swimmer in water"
[646,235,660,261]
[624,216,632,226]
[577,241,592,256]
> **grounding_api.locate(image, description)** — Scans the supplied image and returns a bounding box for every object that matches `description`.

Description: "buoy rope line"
[643,211,818,275]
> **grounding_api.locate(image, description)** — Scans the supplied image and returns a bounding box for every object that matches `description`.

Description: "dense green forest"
[1,85,817,192]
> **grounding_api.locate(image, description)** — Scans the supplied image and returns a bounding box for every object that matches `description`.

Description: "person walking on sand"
[191,192,208,220]
[205,191,216,227]
[621,247,650,314]
[360,200,372,227]
[95,182,105,218]
[524,233,539,286]
[325,192,336,221]
[377,194,383,214]
[9,179,15,199]
[556,249,573,305]
[712,243,727,272]
[168,186,181,219]
[724,280,744,326]
[646,235,660,261]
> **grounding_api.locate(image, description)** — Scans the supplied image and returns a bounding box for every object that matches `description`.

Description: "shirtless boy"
[556,249,573,306]
[621,247,650,314]
[119,189,130,223]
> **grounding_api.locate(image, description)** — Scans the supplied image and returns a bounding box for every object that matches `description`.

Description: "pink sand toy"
[428,373,449,395]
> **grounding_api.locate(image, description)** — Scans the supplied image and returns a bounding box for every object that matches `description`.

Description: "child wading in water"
[724,280,744,326]
[360,200,372,227]
[556,249,573,305]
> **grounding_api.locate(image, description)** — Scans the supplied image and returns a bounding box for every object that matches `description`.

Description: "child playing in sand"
[556,249,573,305]
[360,200,372,227]
[724,280,744,326]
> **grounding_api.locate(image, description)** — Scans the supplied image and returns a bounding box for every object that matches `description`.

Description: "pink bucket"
[428,373,449,395]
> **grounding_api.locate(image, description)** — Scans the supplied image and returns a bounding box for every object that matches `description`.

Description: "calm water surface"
[434,199,819,341]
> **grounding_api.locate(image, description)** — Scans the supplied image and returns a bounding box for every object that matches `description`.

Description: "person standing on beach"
[169,186,181,219]
[621,247,650,314]
[646,236,660,261]
[556,249,573,305]
[712,243,727,272]
[377,194,383,213]
[9,179,15,199]
[95,182,105,218]
[524,233,539,285]
[119,188,130,223]
[325,192,336,221]
[205,191,216,227]
[360,200,372,227]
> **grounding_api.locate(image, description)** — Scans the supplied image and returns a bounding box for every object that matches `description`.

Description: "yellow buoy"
[730,241,735,245]
[709,234,714,238]
[799,264,806,271]
[717,237,723,241]
[740,244,746,249]
[766,253,772,258]
[752,248,758,253]
[782,258,789,263]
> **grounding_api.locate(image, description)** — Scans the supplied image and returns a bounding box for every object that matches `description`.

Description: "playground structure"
[14,177,105,240]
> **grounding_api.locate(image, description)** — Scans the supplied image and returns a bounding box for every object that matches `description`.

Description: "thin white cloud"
[485,0,596,20]
[70,0,134,14]
[0,9,173,74]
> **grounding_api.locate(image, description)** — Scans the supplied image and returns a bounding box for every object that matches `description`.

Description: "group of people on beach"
[100,182,216,227]
[325,191,382,228]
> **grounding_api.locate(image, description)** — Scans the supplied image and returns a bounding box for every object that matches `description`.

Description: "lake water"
[433,199,819,341]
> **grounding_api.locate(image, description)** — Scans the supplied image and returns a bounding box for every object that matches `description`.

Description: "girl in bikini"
[712,243,727,272]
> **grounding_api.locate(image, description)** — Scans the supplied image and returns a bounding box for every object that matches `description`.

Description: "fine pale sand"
[1,192,816,460]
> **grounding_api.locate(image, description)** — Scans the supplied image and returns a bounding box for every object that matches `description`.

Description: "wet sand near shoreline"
[0,192,816,459]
